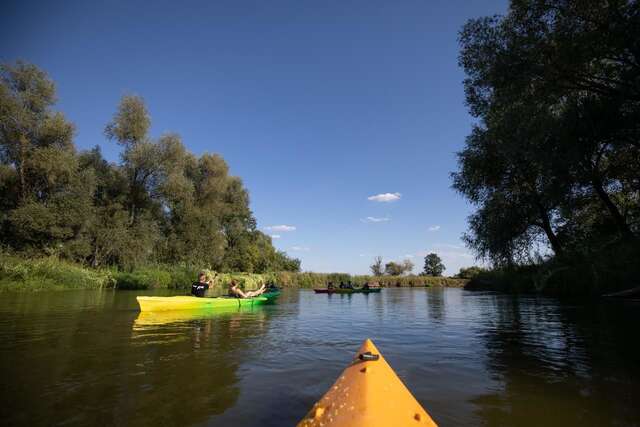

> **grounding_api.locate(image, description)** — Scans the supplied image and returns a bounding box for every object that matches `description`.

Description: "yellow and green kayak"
[298,339,438,427]
[136,291,280,312]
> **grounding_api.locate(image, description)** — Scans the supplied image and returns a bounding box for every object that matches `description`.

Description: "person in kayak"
[191,271,211,297]
[228,280,267,298]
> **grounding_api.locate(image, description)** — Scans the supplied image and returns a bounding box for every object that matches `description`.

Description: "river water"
[1,288,638,426]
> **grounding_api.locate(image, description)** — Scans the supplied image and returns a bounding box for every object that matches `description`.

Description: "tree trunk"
[18,135,28,203]
[536,202,564,256]
[591,176,635,239]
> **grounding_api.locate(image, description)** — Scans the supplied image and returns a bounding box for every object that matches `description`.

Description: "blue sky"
[2,0,508,274]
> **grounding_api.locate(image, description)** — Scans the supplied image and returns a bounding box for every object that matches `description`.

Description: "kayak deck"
[137,291,279,312]
[298,339,437,427]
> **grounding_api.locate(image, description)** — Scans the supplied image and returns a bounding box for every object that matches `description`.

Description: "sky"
[1,0,508,274]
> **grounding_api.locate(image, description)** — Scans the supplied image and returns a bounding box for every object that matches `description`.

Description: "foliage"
[422,253,445,277]
[0,253,114,291]
[454,0,640,292]
[383,258,414,276]
[370,256,384,276]
[0,254,468,291]
[0,62,300,273]
[455,266,486,280]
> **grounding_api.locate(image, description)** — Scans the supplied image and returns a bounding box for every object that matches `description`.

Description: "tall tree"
[370,256,384,276]
[0,62,93,254]
[423,253,445,277]
[456,0,640,266]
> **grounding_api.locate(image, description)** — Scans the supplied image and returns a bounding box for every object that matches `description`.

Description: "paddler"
[228,280,267,298]
[191,271,212,297]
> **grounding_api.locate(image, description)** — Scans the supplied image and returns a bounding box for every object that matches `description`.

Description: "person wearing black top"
[191,271,210,297]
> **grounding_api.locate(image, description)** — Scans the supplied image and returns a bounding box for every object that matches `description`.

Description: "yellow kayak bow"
[298,339,437,427]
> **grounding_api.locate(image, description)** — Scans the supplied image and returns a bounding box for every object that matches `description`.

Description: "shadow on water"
[471,295,640,427]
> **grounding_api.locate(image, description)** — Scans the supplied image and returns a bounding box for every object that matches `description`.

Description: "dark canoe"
[313,288,382,294]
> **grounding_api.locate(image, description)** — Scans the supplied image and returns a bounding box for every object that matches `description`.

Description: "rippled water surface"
[1,288,639,426]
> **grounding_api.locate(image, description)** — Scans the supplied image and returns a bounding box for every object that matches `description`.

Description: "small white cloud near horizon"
[270,234,281,239]
[367,192,401,202]
[264,225,296,232]
[404,254,415,258]
[361,216,390,223]
[428,225,441,232]
[290,246,310,252]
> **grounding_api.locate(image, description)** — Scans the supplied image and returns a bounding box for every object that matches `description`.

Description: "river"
[1,288,638,426]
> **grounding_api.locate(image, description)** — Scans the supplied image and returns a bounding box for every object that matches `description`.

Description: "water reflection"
[1,289,639,426]
[427,287,446,321]
[471,295,640,427]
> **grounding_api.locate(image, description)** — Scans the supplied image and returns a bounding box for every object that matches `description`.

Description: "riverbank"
[0,255,467,291]
[465,242,640,298]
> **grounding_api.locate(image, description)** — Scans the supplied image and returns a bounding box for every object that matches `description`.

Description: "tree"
[456,266,485,279]
[0,61,94,255]
[0,62,301,273]
[384,258,414,276]
[401,259,414,275]
[455,0,640,268]
[384,261,404,276]
[423,253,445,277]
[370,256,383,276]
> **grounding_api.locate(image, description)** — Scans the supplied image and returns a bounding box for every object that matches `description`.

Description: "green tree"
[456,0,640,267]
[0,61,94,256]
[370,256,383,276]
[384,259,414,276]
[423,253,445,277]
[456,266,485,279]
[0,62,301,274]
[384,261,404,276]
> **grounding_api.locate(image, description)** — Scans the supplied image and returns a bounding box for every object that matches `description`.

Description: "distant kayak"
[313,288,381,294]
[298,339,437,427]
[136,291,280,312]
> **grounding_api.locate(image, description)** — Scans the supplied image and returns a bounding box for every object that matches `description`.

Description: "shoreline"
[0,255,468,292]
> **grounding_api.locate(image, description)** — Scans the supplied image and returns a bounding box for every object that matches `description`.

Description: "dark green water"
[1,288,638,426]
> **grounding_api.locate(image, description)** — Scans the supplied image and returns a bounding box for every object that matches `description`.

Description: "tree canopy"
[422,253,445,277]
[454,0,640,267]
[0,61,300,273]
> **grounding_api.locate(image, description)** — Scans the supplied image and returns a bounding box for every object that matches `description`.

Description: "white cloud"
[264,225,296,232]
[404,254,415,258]
[270,234,281,239]
[367,192,401,202]
[428,225,441,232]
[361,216,390,223]
[291,246,310,252]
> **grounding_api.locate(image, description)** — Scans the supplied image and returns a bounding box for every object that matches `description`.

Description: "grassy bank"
[0,255,467,291]
[0,255,116,291]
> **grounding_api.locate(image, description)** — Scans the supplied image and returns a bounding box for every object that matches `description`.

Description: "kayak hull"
[136,291,280,312]
[297,339,437,427]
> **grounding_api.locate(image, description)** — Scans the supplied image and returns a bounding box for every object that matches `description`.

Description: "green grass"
[271,271,467,288]
[0,255,115,291]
